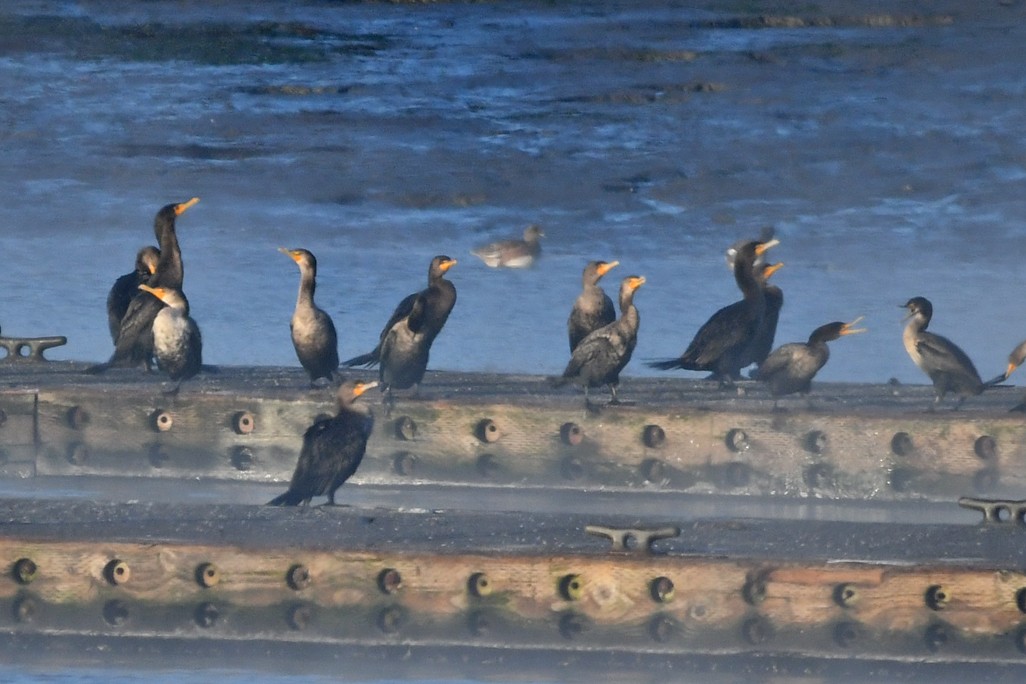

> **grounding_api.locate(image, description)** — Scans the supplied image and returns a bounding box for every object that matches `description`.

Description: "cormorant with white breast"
[137,284,202,394]
[280,247,339,385]
[268,380,378,506]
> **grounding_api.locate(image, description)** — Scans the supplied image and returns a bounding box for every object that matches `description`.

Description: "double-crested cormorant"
[268,380,378,506]
[107,246,160,343]
[280,247,339,385]
[902,296,985,409]
[471,224,543,268]
[342,255,457,368]
[648,238,779,385]
[744,261,784,373]
[100,198,199,370]
[553,275,645,406]
[983,339,1026,410]
[137,284,202,392]
[755,318,865,399]
[568,260,619,352]
[379,293,430,408]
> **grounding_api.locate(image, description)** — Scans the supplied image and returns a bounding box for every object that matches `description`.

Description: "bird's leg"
[382,386,396,418]
[607,384,620,405]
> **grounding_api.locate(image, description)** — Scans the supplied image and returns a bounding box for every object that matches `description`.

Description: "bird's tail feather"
[341,349,380,368]
[267,490,303,506]
[646,358,686,371]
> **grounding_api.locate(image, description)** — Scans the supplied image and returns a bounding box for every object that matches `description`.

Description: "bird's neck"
[154,222,183,288]
[297,268,317,309]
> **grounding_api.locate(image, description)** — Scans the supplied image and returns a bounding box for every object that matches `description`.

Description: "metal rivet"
[803,430,828,454]
[891,431,914,456]
[560,455,585,481]
[195,602,219,628]
[650,576,675,603]
[232,411,256,435]
[640,458,667,485]
[67,443,89,465]
[476,418,501,443]
[103,599,129,626]
[377,605,405,634]
[151,409,173,432]
[642,424,665,448]
[649,614,677,643]
[12,558,37,585]
[805,463,833,489]
[231,446,254,472]
[12,595,35,623]
[559,574,584,601]
[925,584,949,610]
[558,612,586,640]
[104,559,130,586]
[287,604,312,631]
[196,563,219,588]
[833,583,859,608]
[394,416,417,441]
[560,422,583,446]
[287,564,311,591]
[66,406,90,430]
[725,461,750,488]
[378,568,402,595]
[393,452,417,476]
[725,428,749,452]
[924,622,949,652]
[741,616,773,645]
[974,435,997,461]
[148,444,169,468]
[468,572,492,597]
[834,621,861,648]
[743,575,767,605]
[476,453,499,478]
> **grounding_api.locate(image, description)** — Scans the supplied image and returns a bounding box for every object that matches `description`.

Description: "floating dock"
[1,359,1025,679]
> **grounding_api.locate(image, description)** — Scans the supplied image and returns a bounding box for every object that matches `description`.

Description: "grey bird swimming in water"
[471,224,543,268]
[901,296,986,409]
[567,260,619,353]
[280,247,339,385]
[268,380,378,506]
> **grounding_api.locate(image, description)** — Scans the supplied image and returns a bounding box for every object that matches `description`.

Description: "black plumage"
[100,198,199,370]
[138,284,202,392]
[648,238,779,385]
[902,296,985,409]
[106,246,159,343]
[268,380,378,506]
[379,293,430,407]
[567,260,618,352]
[553,275,645,405]
[744,261,784,373]
[342,255,457,368]
[280,247,339,384]
[755,318,865,398]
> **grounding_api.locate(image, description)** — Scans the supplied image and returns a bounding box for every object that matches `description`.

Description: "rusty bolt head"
[12,558,37,585]
[650,576,675,603]
[66,406,90,430]
[925,584,950,610]
[377,568,402,595]
[834,582,859,608]
[803,430,828,454]
[560,422,583,446]
[475,418,501,443]
[468,572,492,597]
[394,415,417,441]
[105,559,130,586]
[232,411,256,435]
[559,574,584,601]
[974,435,997,461]
[642,424,666,448]
[151,409,173,432]
[725,428,749,452]
[196,563,220,588]
[287,564,311,591]
[891,431,914,456]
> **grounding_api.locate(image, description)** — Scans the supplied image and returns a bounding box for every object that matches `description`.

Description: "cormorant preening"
[553,275,645,406]
[378,293,430,409]
[471,224,543,268]
[268,380,378,506]
[137,284,202,393]
[648,238,779,386]
[107,246,159,343]
[755,318,865,399]
[342,255,457,368]
[99,198,199,371]
[568,260,619,352]
[280,247,339,385]
[902,296,985,409]
[745,261,784,373]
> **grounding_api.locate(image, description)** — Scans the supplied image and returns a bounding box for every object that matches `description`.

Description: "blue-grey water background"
[1,1,1026,682]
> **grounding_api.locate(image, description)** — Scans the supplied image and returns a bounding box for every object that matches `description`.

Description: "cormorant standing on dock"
[755,318,865,399]
[97,198,199,371]
[137,284,202,393]
[471,224,543,268]
[553,275,645,406]
[567,260,618,352]
[342,255,457,368]
[106,246,159,343]
[268,380,378,506]
[901,296,985,409]
[744,261,784,374]
[280,247,339,385]
[378,293,430,409]
[648,238,779,386]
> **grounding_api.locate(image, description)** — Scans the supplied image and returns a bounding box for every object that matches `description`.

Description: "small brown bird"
[279,247,339,385]
[471,224,543,268]
[268,380,378,506]
[567,260,619,352]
